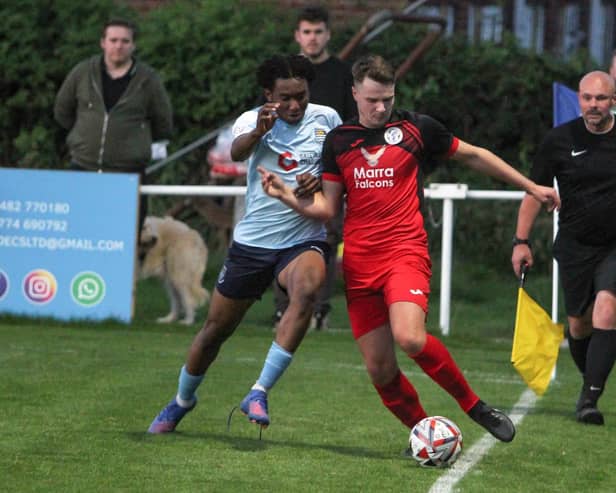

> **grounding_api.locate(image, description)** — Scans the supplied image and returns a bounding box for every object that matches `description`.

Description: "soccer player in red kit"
[259,55,560,445]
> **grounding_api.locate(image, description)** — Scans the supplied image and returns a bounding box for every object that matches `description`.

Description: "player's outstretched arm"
[257,166,341,221]
[453,140,560,212]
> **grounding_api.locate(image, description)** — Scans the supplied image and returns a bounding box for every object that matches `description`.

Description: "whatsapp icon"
[71,272,106,307]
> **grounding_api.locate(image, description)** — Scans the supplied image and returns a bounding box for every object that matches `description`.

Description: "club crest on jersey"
[384,127,403,145]
[361,145,386,167]
[314,128,327,143]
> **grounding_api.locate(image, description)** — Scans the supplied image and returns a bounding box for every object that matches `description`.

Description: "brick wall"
[257,0,410,24]
[124,0,410,24]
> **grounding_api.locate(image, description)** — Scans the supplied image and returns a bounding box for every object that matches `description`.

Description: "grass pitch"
[1,265,614,493]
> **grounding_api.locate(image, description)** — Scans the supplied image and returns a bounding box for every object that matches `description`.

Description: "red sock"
[374,370,427,429]
[411,334,479,412]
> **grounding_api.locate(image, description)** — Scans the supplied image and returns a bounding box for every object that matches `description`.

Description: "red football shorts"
[344,252,431,339]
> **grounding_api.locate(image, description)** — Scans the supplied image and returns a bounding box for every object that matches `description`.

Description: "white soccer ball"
[409,416,463,468]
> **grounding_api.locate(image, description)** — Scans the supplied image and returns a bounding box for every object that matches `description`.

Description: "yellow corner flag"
[511,281,564,396]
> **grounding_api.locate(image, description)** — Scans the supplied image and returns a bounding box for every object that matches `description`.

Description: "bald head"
[578,71,615,134]
[579,70,615,93]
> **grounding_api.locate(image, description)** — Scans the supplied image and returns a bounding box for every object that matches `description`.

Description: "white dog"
[139,216,210,324]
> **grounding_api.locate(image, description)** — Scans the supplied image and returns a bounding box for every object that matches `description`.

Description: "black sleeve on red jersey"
[414,113,456,158]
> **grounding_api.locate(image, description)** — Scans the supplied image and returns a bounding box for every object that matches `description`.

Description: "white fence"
[141,183,559,335]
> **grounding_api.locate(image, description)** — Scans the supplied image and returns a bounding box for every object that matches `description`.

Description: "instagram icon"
[23,269,57,304]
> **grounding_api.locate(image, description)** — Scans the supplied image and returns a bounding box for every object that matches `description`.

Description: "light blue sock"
[177,365,204,403]
[256,342,293,390]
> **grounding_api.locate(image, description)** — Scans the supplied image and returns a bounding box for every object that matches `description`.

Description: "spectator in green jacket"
[54,18,173,230]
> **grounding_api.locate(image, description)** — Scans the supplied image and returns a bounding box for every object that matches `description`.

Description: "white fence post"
[427,184,468,336]
[440,198,454,336]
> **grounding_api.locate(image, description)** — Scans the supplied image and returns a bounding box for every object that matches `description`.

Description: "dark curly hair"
[257,54,316,91]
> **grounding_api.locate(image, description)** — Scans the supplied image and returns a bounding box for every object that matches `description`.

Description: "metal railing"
[141,182,560,335]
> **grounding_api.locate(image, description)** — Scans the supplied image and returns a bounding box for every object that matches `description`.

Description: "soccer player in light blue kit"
[148,54,341,433]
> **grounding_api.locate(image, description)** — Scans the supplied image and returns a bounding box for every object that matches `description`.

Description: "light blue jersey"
[231,103,342,249]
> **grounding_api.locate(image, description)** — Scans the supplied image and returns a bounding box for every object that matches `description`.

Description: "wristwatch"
[512,236,531,248]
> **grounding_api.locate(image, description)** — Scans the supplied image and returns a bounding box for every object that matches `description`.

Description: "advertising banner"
[0,168,139,322]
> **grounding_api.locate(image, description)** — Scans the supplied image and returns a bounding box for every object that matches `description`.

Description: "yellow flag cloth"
[511,287,564,395]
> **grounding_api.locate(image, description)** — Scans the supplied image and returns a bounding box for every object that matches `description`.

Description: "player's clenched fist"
[255,103,280,136]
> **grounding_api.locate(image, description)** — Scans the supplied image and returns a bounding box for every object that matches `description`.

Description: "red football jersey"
[322,109,458,262]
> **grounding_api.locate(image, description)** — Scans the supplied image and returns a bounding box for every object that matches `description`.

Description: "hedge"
[1,0,595,265]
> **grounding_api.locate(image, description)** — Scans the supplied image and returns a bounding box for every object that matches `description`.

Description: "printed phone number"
[0,200,70,214]
[0,217,68,232]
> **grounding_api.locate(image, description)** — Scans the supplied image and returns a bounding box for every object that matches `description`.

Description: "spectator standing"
[294,5,356,121]
[54,18,173,231]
